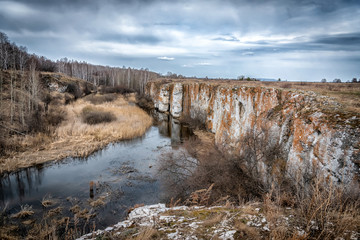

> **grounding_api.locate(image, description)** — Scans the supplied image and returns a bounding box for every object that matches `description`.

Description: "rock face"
[146,80,360,184]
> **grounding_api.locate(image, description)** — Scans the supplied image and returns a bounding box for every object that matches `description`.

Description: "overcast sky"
[0,0,359,81]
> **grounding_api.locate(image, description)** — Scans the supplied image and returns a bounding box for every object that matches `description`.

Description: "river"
[0,113,192,237]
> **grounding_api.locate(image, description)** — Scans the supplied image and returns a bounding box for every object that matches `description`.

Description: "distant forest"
[0,31,159,93]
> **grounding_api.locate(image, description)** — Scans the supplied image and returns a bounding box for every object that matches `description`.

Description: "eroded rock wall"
[146,80,359,183]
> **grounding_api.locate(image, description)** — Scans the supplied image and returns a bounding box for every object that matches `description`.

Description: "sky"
[0,0,359,81]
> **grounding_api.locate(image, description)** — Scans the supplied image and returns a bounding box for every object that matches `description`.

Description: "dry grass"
[89,196,106,208]
[0,95,152,173]
[201,212,225,228]
[46,207,63,218]
[234,220,261,240]
[41,195,55,208]
[261,177,360,239]
[11,205,34,219]
[131,228,160,240]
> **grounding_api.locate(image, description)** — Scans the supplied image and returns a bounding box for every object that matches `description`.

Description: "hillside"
[0,70,95,135]
[0,70,153,173]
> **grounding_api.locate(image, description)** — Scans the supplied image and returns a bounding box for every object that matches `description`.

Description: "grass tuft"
[11,205,34,218]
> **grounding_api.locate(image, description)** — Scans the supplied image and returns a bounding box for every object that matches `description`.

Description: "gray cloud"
[0,0,359,81]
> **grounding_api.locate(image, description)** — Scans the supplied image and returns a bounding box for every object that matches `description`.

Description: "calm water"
[0,113,192,231]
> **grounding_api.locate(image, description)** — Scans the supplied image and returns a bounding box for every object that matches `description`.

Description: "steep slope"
[146,79,360,184]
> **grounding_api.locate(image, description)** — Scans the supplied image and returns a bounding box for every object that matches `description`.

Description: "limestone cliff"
[146,79,360,184]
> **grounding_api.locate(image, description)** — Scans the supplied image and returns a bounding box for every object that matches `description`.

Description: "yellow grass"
[0,95,152,173]
[11,205,34,218]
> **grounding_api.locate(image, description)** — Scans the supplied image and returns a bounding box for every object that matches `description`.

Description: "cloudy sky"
[0,0,359,81]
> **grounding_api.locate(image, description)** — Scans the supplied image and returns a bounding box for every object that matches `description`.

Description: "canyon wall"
[146,80,359,184]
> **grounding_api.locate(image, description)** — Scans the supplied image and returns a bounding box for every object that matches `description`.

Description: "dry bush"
[26,107,67,133]
[294,178,360,239]
[66,82,82,99]
[26,110,46,133]
[136,94,154,111]
[81,106,116,125]
[100,85,135,94]
[262,175,360,239]
[158,130,279,204]
[64,92,75,104]
[0,137,7,156]
[83,93,117,105]
[159,125,359,239]
[185,184,214,206]
[45,107,67,127]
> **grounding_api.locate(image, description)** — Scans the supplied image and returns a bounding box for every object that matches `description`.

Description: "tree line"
[0,31,159,94]
[321,78,359,83]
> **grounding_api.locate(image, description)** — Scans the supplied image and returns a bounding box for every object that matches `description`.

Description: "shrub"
[136,94,154,111]
[159,126,360,239]
[26,110,46,133]
[100,85,135,94]
[159,126,288,203]
[81,106,116,125]
[26,106,67,133]
[0,137,6,156]
[45,108,66,127]
[158,134,269,203]
[64,93,75,105]
[83,94,117,105]
[82,83,93,95]
[66,83,82,99]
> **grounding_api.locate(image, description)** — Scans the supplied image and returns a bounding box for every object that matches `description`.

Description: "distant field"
[159,78,360,114]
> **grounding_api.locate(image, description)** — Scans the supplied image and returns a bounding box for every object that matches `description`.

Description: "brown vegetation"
[158,126,360,239]
[83,93,117,105]
[81,105,117,125]
[0,94,152,173]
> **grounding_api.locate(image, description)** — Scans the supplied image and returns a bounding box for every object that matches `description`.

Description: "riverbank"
[0,94,152,174]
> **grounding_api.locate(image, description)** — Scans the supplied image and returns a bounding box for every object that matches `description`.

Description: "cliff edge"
[146,79,360,184]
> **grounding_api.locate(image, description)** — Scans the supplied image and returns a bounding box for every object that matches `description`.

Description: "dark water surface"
[0,113,192,232]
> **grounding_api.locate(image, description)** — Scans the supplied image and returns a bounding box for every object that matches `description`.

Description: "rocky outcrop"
[146,80,360,184]
[78,203,359,239]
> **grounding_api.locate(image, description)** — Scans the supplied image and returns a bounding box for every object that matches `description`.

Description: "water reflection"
[153,112,192,145]
[0,112,193,230]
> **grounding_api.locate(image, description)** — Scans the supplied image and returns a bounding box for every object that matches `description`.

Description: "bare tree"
[0,32,9,70]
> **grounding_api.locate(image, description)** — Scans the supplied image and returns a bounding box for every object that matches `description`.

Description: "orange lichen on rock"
[146,79,359,184]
